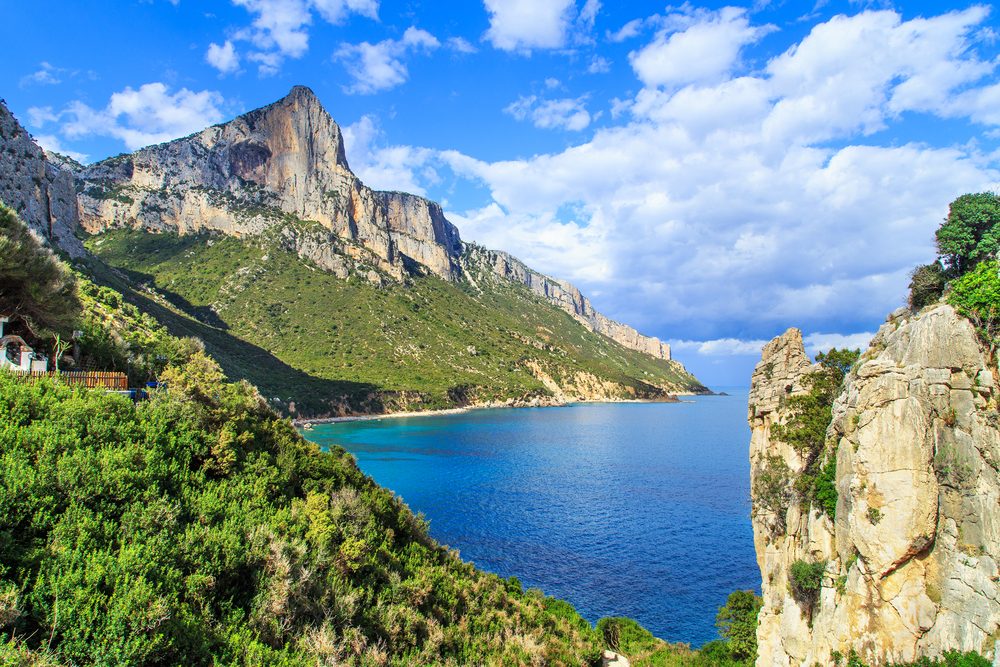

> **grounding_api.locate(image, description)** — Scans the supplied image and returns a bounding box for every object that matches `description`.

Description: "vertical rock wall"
[750,305,1000,666]
[0,100,84,257]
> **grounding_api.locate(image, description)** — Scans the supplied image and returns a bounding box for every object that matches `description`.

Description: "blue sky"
[4,0,1000,385]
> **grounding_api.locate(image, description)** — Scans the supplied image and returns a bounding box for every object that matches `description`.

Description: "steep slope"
[749,306,1000,666]
[83,225,703,417]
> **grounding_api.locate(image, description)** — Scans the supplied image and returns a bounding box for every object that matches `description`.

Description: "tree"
[935,192,1000,278]
[716,589,763,664]
[0,204,81,336]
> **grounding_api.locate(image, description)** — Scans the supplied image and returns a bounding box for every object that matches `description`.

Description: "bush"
[788,560,827,606]
[908,261,946,309]
[947,260,1000,357]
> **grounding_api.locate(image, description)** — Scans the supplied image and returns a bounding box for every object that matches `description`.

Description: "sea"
[300,388,758,647]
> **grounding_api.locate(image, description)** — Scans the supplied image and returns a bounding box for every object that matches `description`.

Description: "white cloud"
[322,7,1000,350]
[802,332,874,356]
[504,95,591,130]
[335,27,440,94]
[60,83,225,151]
[447,36,478,54]
[27,106,60,128]
[483,0,576,52]
[629,6,775,89]
[342,115,436,194]
[764,7,995,144]
[19,62,63,88]
[608,18,644,42]
[670,338,770,356]
[206,40,241,75]
[225,0,379,76]
[34,134,88,163]
[588,55,611,73]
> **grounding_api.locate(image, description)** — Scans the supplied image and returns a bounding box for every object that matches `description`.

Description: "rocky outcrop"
[0,100,84,256]
[462,245,672,360]
[380,191,463,280]
[749,305,1000,666]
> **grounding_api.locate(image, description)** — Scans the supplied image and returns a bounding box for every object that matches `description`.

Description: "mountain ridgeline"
[0,87,703,415]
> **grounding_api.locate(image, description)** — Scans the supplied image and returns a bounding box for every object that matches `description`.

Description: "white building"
[0,315,49,372]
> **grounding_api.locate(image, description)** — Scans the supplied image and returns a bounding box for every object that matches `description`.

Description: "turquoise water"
[302,389,757,646]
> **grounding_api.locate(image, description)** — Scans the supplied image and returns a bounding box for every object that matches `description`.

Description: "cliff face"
[0,101,83,256]
[462,245,671,361]
[749,305,1000,666]
[73,86,673,362]
[75,86,463,282]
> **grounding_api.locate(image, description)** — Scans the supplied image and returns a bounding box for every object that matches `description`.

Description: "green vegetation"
[831,649,990,667]
[0,204,80,336]
[596,591,762,667]
[83,226,705,416]
[946,260,1000,358]
[909,191,1000,309]
[788,559,827,607]
[0,366,605,666]
[769,348,859,520]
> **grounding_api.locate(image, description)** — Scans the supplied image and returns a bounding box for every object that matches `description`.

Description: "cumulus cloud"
[588,55,611,73]
[484,0,601,52]
[607,18,644,42]
[342,115,436,194]
[26,106,60,128]
[325,6,1000,349]
[803,332,875,356]
[670,338,770,356]
[59,83,225,151]
[33,134,88,163]
[447,36,478,54]
[19,62,63,88]
[206,40,241,75]
[629,6,775,89]
[335,27,440,94]
[222,0,379,76]
[503,95,591,130]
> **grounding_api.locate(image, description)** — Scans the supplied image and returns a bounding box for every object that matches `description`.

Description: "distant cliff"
[749,305,1000,665]
[463,245,671,360]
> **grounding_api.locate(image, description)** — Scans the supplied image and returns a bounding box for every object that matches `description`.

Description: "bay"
[302,388,758,647]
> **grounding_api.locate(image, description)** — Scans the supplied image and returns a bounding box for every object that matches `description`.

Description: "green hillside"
[82,222,706,417]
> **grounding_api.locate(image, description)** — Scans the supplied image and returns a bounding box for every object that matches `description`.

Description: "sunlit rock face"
[750,305,1000,667]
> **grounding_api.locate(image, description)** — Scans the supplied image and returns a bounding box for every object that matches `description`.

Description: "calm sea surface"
[302,388,758,646]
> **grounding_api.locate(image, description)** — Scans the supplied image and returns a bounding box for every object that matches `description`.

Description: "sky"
[4,0,1000,386]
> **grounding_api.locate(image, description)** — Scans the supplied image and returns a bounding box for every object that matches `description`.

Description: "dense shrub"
[908,261,946,310]
[0,365,602,666]
[788,560,827,607]
[947,260,1000,358]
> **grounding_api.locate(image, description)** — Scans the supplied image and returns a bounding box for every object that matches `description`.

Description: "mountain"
[0,89,706,415]
[748,306,1000,665]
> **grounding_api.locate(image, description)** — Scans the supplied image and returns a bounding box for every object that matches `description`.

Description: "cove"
[302,389,758,646]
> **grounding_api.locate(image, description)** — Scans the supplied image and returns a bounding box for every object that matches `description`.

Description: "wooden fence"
[8,370,129,390]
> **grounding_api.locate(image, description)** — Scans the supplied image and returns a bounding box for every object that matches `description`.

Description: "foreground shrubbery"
[0,363,603,666]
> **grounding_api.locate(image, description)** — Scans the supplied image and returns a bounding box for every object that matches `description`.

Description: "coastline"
[293,394,705,427]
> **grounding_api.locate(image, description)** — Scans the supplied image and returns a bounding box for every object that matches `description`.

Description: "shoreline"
[293,394,705,427]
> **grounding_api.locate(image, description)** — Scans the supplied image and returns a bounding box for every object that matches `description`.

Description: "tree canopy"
[0,204,81,336]
[936,192,1000,277]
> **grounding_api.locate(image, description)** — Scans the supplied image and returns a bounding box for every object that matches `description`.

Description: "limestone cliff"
[749,305,1000,666]
[462,245,671,361]
[72,85,673,363]
[0,100,83,256]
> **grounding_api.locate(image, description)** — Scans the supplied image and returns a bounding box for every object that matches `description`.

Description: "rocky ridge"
[749,305,1000,666]
[71,86,671,362]
[463,245,672,360]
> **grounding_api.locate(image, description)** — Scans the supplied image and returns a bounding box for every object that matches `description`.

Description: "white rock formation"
[749,305,1000,666]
